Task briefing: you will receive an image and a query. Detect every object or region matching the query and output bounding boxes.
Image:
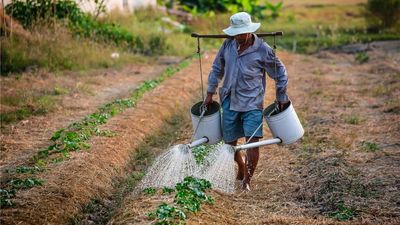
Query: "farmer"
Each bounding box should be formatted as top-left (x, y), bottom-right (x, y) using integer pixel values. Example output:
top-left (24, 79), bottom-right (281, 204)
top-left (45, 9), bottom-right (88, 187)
top-left (204, 12), bottom-right (289, 191)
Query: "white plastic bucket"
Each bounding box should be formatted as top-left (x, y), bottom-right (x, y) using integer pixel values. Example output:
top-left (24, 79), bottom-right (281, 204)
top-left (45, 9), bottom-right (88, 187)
top-left (263, 101), bottom-right (304, 145)
top-left (190, 101), bottom-right (222, 145)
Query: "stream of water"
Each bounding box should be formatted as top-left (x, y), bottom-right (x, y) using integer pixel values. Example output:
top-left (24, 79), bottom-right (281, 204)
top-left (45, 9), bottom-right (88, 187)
top-left (138, 144), bottom-right (236, 193)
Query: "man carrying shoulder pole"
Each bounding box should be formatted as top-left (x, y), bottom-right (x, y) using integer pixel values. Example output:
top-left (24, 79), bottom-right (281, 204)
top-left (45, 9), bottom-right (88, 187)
top-left (204, 12), bottom-right (290, 191)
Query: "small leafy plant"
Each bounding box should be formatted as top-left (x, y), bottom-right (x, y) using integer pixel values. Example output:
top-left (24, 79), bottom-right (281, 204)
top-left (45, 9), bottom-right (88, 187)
top-left (0, 189), bottom-right (16, 207)
top-left (191, 142), bottom-right (222, 164)
top-left (329, 203), bottom-right (357, 221)
top-left (9, 178), bottom-right (44, 189)
top-left (147, 176), bottom-right (213, 224)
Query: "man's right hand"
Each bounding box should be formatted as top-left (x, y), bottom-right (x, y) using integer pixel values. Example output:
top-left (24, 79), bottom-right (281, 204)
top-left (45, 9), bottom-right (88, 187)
top-left (204, 93), bottom-right (214, 106)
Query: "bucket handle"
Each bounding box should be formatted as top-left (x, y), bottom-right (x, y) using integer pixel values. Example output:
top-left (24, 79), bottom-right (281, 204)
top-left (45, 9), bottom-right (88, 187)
top-left (190, 103), bottom-right (207, 142)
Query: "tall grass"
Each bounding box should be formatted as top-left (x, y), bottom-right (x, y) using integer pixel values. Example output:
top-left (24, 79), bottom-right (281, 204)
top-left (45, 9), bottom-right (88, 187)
top-left (1, 23), bottom-right (142, 74)
top-left (103, 9), bottom-right (196, 56)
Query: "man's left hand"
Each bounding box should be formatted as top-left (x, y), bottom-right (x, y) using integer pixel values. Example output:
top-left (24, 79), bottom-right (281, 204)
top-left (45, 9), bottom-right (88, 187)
top-left (278, 101), bottom-right (290, 111)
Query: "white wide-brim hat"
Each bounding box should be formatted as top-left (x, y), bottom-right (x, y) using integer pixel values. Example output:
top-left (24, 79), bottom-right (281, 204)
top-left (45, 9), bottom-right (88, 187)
top-left (223, 12), bottom-right (261, 36)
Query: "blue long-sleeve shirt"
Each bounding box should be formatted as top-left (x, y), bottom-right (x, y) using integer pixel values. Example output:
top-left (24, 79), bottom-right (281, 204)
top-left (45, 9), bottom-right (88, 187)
top-left (207, 34), bottom-right (289, 112)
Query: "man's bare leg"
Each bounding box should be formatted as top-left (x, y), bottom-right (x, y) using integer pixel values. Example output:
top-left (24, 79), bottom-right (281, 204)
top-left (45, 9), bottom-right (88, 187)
top-left (242, 137), bottom-right (260, 190)
top-left (227, 140), bottom-right (246, 180)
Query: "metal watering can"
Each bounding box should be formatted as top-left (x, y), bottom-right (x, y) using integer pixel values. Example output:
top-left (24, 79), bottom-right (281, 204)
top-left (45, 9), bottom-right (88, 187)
top-left (187, 100), bottom-right (304, 151)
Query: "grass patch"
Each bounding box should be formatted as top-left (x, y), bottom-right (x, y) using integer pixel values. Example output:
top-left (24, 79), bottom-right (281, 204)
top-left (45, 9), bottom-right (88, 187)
top-left (0, 93), bottom-right (58, 125)
top-left (1, 24), bottom-right (141, 75)
top-left (344, 114), bottom-right (362, 125)
top-left (360, 141), bottom-right (380, 152)
top-left (329, 203), bottom-right (357, 221)
top-left (104, 10), bottom-right (196, 57)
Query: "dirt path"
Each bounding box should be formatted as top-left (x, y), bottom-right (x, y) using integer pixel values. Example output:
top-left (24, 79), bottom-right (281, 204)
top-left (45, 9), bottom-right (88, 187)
top-left (108, 42), bottom-right (400, 224)
top-left (0, 58), bottom-right (180, 170)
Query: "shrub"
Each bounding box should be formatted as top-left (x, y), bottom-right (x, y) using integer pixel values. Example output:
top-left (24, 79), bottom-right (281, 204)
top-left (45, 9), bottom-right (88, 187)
top-left (4, 0), bottom-right (82, 28)
top-left (365, 0), bottom-right (400, 29)
top-left (5, 0), bottom-right (168, 54)
top-left (177, 0), bottom-right (281, 19)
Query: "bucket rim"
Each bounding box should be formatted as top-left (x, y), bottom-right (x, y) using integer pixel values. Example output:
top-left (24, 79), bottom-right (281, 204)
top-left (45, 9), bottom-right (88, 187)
top-left (190, 101), bottom-right (220, 117)
top-left (263, 100), bottom-right (292, 118)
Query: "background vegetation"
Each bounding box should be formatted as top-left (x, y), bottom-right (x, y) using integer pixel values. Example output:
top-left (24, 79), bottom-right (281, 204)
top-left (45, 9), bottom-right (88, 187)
top-left (2, 0), bottom-right (399, 74)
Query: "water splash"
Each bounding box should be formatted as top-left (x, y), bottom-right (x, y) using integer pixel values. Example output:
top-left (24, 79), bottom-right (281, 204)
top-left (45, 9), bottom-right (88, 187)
top-left (138, 143), bottom-right (237, 193)
top-left (138, 144), bottom-right (197, 190)
top-left (197, 144), bottom-right (236, 193)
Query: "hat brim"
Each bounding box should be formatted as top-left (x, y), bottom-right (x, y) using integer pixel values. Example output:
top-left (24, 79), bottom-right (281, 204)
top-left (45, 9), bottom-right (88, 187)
top-left (222, 23), bottom-right (261, 36)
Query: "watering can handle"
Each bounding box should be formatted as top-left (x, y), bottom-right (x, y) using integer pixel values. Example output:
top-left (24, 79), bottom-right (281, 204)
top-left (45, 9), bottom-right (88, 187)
top-left (190, 102), bottom-right (207, 142)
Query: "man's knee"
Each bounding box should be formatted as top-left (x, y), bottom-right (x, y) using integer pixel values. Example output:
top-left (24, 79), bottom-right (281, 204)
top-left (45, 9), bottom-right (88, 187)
top-left (226, 139), bottom-right (238, 146)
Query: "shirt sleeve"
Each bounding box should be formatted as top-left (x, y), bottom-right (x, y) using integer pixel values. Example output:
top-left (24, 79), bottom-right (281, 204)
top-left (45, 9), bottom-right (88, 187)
top-left (207, 41), bottom-right (226, 94)
top-left (263, 44), bottom-right (289, 102)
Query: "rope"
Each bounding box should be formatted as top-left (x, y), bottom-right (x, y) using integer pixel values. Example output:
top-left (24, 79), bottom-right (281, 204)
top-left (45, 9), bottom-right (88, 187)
top-left (273, 35), bottom-right (278, 82)
top-left (197, 37), bottom-right (205, 101)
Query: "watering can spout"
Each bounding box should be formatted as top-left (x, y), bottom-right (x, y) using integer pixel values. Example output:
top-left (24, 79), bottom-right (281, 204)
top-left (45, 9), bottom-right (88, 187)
top-left (234, 138), bottom-right (282, 151)
top-left (187, 137), bottom-right (209, 149)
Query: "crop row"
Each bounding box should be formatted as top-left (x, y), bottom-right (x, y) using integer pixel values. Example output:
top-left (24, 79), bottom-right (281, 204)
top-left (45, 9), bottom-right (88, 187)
top-left (0, 60), bottom-right (190, 207)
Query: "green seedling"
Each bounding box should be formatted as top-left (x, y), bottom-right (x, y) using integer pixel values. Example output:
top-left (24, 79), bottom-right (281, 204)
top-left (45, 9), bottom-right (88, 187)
top-left (147, 177), bottom-right (213, 224)
top-left (9, 178), bottom-right (44, 189)
top-left (191, 142), bottom-right (222, 164)
top-left (10, 166), bottom-right (42, 174)
top-left (330, 203), bottom-right (357, 221)
top-left (0, 189), bottom-right (16, 207)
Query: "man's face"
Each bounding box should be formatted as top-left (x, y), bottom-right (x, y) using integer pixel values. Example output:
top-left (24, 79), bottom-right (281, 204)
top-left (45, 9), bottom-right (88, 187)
top-left (234, 33), bottom-right (251, 44)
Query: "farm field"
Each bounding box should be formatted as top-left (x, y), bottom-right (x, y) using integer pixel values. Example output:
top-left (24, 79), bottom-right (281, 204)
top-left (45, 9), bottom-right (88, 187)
top-left (1, 0), bottom-right (399, 224)
top-left (1, 42), bottom-right (399, 224)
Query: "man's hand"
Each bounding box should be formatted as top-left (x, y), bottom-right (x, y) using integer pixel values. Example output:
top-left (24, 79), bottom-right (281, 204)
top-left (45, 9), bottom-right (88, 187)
top-left (204, 93), bottom-right (214, 106)
top-left (278, 100), bottom-right (290, 111)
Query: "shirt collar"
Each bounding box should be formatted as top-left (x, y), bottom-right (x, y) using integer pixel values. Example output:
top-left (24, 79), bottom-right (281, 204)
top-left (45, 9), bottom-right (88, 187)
top-left (236, 34), bottom-right (262, 57)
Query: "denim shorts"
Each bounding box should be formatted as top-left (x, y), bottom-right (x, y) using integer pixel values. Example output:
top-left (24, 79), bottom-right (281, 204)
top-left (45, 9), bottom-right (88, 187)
top-left (221, 95), bottom-right (263, 143)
